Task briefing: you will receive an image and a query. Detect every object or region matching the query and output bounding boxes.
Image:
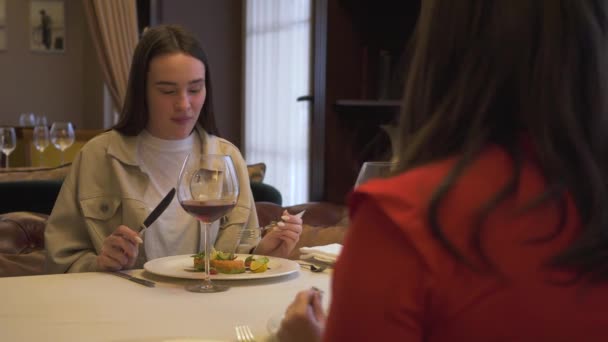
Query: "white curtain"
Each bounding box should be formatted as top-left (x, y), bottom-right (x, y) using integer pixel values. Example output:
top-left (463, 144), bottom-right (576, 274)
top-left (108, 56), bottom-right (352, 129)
top-left (244, 0), bottom-right (312, 206)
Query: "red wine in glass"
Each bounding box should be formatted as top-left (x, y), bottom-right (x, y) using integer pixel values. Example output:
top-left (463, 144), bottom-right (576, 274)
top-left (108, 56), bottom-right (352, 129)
top-left (177, 153), bottom-right (240, 293)
top-left (181, 199), bottom-right (236, 222)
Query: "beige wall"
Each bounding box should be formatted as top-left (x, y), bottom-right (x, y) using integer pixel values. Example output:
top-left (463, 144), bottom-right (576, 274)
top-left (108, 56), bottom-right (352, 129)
top-left (158, 0), bottom-right (244, 149)
top-left (0, 0), bottom-right (104, 129)
top-left (0, 0), bottom-right (242, 134)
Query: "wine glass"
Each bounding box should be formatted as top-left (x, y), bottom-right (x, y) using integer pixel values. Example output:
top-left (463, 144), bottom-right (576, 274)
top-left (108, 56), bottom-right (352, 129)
top-left (177, 153), bottom-right (240, 293)
top-left (50, 122), bottom-right (75, 165)
top-left (35, 114), bottom-right (48, 126)
top-left (19, 113), bottom-right (36, 127)
top-left (33, 125), bottom-right (50, 166)
top-left (0, 127), bottom-right (16, 168)
top-left (354, 161), bottom-right (396, 188)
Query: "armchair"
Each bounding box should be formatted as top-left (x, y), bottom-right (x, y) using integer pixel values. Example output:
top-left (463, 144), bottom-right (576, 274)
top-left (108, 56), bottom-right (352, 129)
top-left (0, 163), bottom-right (283, 215)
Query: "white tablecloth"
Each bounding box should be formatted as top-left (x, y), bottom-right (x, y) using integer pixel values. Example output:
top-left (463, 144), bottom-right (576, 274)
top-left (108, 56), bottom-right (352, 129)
top-left (0, 267), bottom-right (332, 342)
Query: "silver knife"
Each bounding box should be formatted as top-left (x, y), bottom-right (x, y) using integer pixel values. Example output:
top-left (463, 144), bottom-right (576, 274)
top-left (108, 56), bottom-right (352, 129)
top-left (109, 271), bottom-right (156, 287)
top-left (138, 187), bottom-right (176, 237)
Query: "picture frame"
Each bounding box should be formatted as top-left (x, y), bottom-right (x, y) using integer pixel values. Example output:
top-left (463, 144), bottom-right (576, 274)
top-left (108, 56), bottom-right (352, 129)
top-left (0, 0), bottom-right (6, 51)
top-left (30, 0), bottom-right (65, 53)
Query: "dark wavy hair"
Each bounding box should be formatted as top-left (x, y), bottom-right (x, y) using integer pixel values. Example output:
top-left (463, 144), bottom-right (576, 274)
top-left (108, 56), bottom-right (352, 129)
top-left (114, 24), bottom-right (219, 136)
top-left (395, 1), bottom-right (608, 280)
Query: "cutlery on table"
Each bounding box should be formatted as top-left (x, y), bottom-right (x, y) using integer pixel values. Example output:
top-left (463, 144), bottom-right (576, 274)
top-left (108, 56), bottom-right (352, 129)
top-left (297, 261), bottom-right (328, 273)
top-left (108, 271), bottom-right (156, 287)
top-left (235, 325), bottom-right (256, 342)
top-left (262, 209), bottom-right (306, 234)
top-left (137, 187), bottom-right (176, 240)
top-left (293, 209), bottom-right (306, 219)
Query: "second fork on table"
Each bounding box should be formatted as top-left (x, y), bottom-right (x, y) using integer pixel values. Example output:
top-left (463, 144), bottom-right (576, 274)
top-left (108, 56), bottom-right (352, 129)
top-left (235, 324), bottom-right (256, 342)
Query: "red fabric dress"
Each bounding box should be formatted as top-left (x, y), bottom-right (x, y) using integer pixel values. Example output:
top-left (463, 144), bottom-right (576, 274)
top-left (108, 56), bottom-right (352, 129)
top-left (323, 144), bottom-right (608, 341)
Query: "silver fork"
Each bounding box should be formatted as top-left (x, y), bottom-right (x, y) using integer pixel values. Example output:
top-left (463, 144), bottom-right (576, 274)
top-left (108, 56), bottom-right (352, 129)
top-left (298, 262), bottom-right (328, 273)
top-left (232, 228), bottom-right (262, 256)
top-left (239, 228), bottom-right (261, 240)
top-left (235, 325), bottom-right (256, 342)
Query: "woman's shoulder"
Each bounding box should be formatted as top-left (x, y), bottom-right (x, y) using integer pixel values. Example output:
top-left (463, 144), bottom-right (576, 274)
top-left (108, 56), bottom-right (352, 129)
top-left (218, 138), bottom-right (240, 151)
top-left (354, 157), bottom-right (458, 206)
top-left (78, 130), bottom-right (114, 154)
top-left (78, 129), bottom-right (138, 163)
top-left (61, 130), bottom-right (121, 187)
top-left (360, 145), bottom-right (515, 201)
top-left (207, 134), bottom-right (244, 158)
top-left (351, 145), bottom-right (520, 223)
top-left (213, 135), bottom-right (241, 152)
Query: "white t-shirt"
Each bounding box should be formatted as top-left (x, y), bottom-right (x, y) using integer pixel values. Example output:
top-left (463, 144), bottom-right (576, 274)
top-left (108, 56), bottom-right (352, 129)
top-left (138, 129), bottom-right (202, 260)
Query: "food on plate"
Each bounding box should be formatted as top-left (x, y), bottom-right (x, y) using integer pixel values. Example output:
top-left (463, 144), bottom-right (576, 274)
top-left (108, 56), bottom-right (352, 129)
top-left (192, 253), bottom-right (218, 274)
top-left (192, 249), bottom-right (235, 273)
top-left (245, 255), bottom-right (270, 273)
top-left (250, 260), bottom-right (268, 273)
top-left (191, 250), bottom-right (270, 274)
top-left (211, 259), bottom-right (246, 274)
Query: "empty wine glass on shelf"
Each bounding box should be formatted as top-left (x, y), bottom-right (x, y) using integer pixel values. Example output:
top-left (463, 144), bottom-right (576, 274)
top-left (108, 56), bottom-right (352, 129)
top-left (354, 161), bottom-right (396, 188)
top-left (19, 113), bottom-right (36, 127)
top-left (35, 114), bottom-right (48, 127)
top-left (50, 122), bottom-right (75, 165)
top-left (177, 153), bottom-right (240, 293)
top-left (33, 125), bottom-right (50, 166)
top-left (0, 127), bottom-right (17, 168)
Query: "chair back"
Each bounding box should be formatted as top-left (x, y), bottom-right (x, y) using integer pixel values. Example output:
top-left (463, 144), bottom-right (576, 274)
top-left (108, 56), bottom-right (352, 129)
top-left (0, 180), bottom-right (63, 215)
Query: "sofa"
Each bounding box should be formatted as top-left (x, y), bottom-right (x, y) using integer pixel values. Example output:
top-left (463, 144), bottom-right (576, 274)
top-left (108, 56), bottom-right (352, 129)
top-left (0, 163), bottom-right (283, 215)
top-left (0, 201), bottom-right (348, 277)
top-left (0, 180), bottom-right (283, 215)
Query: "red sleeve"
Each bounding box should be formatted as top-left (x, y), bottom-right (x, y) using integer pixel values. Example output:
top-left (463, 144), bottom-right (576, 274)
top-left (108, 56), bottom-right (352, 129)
top-left (323, 194), bottom-right (430, 341)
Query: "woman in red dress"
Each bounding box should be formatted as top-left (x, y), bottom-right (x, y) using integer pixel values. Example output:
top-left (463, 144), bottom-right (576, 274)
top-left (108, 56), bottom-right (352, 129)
top-left (278, 0), bottom-right (608, 341)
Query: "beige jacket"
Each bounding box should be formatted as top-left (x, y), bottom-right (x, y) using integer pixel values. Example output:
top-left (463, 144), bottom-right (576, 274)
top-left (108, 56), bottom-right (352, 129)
top-left (44, 126), bottom-right (258, 273)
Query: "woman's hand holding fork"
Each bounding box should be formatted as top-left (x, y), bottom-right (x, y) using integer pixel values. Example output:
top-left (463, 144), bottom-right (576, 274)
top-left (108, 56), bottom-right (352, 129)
top-left (253, 210), bottom-right (303, 258)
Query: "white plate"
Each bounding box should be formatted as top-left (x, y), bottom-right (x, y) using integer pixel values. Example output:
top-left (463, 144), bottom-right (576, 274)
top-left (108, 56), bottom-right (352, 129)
top-left (144, 254), bottom-right (299, 280)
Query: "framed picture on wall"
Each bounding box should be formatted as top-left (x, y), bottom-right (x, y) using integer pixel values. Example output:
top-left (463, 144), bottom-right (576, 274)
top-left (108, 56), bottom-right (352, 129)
top-left (0, 0), bottom-right (7, 51)
top-left (30, 0), bottom-right (65, 53)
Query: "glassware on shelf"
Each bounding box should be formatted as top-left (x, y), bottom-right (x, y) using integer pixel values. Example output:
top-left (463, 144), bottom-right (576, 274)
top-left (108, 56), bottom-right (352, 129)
top-left (33, 125), bottom-right (50, 166)
top-left (19, 113), bottom-right (36, 127)
top-left (35, 114), bottom-right (48, 127)
top-left (354, 161), bottom-right (396, 188)
top-left (50, 122), bottom-right (75, 165)
top-left (0, 127), bottom-right (17, 168)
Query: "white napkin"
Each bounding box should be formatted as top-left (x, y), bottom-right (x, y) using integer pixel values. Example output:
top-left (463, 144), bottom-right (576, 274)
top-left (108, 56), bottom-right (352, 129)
top-left (299, 243), bottom-right (343, 264)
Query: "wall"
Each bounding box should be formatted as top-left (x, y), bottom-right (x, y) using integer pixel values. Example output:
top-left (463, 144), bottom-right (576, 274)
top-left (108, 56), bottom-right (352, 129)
top-left (81, 19), bottom-right (104, 129)
top-left (0, 0), bottom-right (104, 129)
top-left (158, 0), bottom-right (244, 149)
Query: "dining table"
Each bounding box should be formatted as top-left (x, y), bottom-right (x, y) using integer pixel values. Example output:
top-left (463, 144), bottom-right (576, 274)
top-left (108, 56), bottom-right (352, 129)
top-left (0, 260), bottom-right (332, 342)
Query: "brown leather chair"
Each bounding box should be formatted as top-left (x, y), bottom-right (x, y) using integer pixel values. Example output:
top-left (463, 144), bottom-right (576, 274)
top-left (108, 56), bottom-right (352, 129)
top-left (0, 212), bottom-right (48, 277)
top-left (256, 202), bottom-right (348, 259)
top-left (0, 202), bottom-right (347, 277)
